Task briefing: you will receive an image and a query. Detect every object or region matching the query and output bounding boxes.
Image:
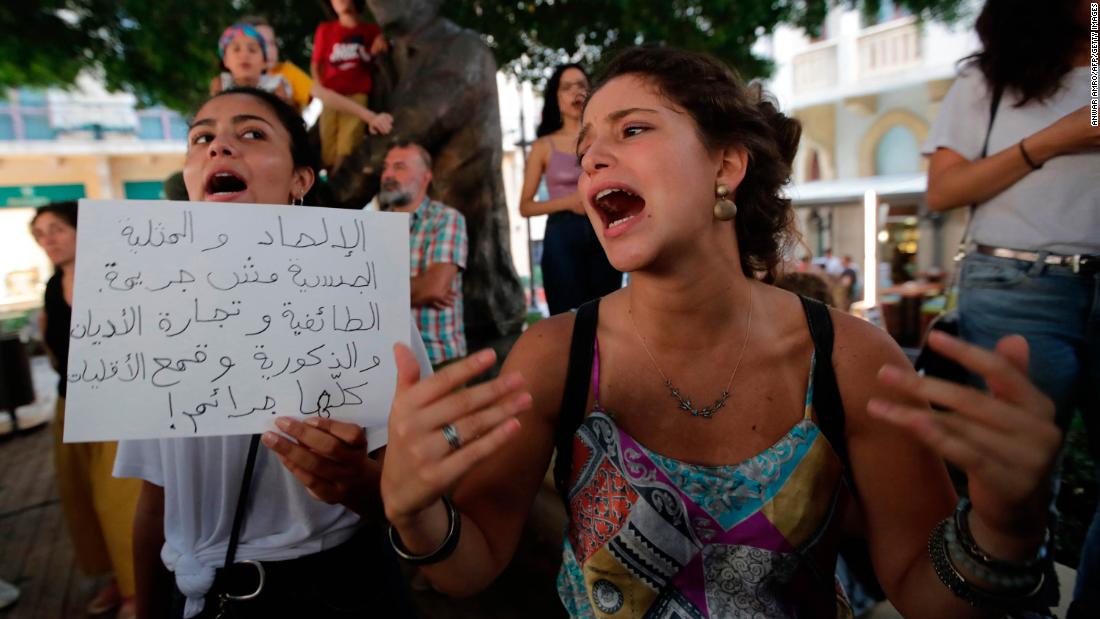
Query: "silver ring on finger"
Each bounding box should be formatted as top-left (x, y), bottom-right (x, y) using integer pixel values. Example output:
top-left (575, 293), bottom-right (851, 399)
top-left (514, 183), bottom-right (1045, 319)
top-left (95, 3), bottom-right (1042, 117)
top-left (441, 423), bottom-right (462, 452)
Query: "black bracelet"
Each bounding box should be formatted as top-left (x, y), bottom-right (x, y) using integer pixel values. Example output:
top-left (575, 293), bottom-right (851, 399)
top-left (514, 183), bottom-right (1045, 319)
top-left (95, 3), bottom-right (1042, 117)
top-left (1018, 139), bottom-right (1043, 170)
top-left (930, 518), bottom-right (980, 605)
top-left (388, 495), bottom-right (462, 565)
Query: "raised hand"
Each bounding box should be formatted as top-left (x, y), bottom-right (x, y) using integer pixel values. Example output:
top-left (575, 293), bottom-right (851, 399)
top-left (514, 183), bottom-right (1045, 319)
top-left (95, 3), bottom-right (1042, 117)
top-left (262, 417), bottom-right (379, 515)
top-left (368, 112), bottom-right (394, 136)
top-left (381, 344), bottom-right (529, 537)
top-left (569, 192), bottom-right (588, 215)
top-left (869, 331), bottom-right (1061, 556)
top-left (370, 35), bottom-right (389, 57)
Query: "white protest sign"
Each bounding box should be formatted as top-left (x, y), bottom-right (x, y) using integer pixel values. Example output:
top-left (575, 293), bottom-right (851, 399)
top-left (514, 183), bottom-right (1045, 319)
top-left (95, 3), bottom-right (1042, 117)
top-left (64, 199), bottom-right (409, 448)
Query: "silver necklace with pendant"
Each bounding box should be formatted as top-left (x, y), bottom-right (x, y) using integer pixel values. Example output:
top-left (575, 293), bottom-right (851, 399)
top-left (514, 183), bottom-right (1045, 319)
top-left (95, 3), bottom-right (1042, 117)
top-left (628, 285), bottom-right (754, 418)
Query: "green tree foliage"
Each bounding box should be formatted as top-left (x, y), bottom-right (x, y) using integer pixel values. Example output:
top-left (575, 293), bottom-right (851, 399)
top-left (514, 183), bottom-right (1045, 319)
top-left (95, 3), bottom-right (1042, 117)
top-left (1, 0), bottom-right (332, 111)
top-left (1, 0), bottom-right (966, 112)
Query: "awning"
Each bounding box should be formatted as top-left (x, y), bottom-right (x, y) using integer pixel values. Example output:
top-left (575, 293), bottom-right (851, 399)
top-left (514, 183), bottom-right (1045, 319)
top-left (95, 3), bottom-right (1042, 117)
top-left (784, 173), bottom-right (926, 207)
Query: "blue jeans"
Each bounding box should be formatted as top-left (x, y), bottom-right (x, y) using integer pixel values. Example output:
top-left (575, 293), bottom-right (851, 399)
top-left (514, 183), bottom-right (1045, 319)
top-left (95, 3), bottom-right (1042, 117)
top-left (541, 212), bottom-right (622, 315)
top-left (958, 252), bottom-right (1100, 611)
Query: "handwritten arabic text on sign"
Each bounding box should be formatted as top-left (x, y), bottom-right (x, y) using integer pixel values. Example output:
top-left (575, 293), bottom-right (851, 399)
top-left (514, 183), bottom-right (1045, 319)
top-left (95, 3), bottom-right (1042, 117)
top-left (64, 199), bottom-right (409, 447)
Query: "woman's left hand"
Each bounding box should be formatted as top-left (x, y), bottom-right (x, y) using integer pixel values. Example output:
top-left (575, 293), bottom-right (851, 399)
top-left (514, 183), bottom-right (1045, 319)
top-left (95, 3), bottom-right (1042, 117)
top-left (869, 331), bottom-right (1061, 556)
top-left (262, 417), bottom-right (381, 515)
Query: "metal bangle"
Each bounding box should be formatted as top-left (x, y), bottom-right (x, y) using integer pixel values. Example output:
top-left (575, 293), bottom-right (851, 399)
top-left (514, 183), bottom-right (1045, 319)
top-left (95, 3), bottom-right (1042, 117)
top-left (930, 518), bottom-right (980, 606)
top-left (954, 498), bottom-right (1048, 571)
top-left (388, 495), bottom-right (462, 566)
top-left (930, 516), bottom-right (1046, 609)
top-left (944, 517), bottom-right (1043, 594)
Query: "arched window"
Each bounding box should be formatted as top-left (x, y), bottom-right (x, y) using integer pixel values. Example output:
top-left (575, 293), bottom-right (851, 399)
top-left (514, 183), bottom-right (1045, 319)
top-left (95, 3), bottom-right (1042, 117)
top-left (874, 125), bottom-right (920, 175)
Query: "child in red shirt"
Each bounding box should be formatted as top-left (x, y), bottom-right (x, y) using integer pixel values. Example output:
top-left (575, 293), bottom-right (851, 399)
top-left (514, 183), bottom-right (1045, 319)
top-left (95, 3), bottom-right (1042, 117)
top-left (312, 0), bottom-right (388, 170)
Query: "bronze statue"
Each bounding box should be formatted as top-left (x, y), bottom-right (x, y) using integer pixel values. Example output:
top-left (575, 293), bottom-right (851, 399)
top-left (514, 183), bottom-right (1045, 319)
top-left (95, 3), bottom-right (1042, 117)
top-left (328, 0), bottom-right (526, 354)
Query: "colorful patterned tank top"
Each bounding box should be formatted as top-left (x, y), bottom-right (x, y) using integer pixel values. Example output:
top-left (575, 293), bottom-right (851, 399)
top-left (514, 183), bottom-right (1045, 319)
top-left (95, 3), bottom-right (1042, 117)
top-left (556, 345), bottom-right (854, 618)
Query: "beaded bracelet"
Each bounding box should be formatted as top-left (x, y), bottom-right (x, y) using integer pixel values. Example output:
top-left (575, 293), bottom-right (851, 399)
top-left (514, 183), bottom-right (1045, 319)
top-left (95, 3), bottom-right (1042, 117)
top-left (388, 495), bottom-right (462, 565)
top-left (929, 516), bottom-right (1046, 609)
top-left (944, 517), bottom-right (1044, 594)
top-left (930, 518), bottom-right (978, 605)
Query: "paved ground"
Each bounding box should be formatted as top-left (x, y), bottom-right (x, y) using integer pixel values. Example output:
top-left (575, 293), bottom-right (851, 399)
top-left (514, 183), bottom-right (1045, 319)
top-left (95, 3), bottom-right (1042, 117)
top-left (0, 425), bottom-right (114, 619)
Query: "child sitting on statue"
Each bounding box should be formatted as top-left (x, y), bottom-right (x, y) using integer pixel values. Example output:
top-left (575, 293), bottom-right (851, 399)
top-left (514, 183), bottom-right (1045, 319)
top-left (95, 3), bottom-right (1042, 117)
top-left (311, 0), bottom-right (389, 170)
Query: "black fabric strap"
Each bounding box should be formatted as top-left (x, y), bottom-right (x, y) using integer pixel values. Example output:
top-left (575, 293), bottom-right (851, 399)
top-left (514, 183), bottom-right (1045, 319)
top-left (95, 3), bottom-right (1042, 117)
top-left (957, 83), bottom-right (1005, 256)
top-left (224, 433), bottom-right (262, 569)
top-left (553, 299), bottom-right (601, 510)
top-left (798, 296), bottom-right (853, 486)
top-left (980, 84), bottom-right (1004, 161)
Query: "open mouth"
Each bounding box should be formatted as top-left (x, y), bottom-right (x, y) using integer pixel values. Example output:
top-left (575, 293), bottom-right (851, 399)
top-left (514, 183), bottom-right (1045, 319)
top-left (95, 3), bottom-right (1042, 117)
top-left (592, 186), bottom-right (646, 233)
top-left (205, 170), bottom-right (248, 199)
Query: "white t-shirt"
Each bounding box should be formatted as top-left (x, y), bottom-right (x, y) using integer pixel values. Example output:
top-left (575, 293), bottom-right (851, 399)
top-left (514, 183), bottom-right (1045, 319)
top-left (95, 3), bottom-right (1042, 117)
top-left (114, 323), bottom-right (432, 619)
top-left (923, 65), bottom-right (1099, 254)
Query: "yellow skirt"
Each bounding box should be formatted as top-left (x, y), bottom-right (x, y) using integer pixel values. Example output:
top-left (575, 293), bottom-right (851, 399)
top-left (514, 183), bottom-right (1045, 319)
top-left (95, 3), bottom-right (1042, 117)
top-left (52, 397), bottom-right (141, 597)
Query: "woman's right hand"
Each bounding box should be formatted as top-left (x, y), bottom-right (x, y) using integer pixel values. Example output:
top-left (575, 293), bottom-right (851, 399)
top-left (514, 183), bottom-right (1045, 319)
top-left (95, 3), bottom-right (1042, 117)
top-left (1031, 105), bottom-right (1100, 161)
top-left (368, 112), bottom-right (394, 136)
top-left (381, 344), bottom-right (530, 536)
top-left (568, 192), bottom-right (588, 215)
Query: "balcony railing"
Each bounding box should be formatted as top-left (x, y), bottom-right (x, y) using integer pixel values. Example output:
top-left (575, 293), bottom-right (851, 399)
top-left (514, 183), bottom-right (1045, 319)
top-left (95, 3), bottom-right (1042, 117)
top-left (792, 41), bottom-right (839, 96)
top-left (1, 98), bottom-right (186, 142)
top-left (857, 16), bottom-right (922, 80)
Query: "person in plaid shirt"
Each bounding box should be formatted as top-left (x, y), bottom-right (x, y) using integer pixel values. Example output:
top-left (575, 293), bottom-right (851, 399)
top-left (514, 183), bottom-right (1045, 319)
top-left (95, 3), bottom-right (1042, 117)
top-left (378, 140), bottom-right (467, 367)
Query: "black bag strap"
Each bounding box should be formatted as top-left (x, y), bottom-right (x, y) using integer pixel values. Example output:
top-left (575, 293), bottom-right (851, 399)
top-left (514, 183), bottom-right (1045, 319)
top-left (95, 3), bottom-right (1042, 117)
top-left (952, 82), bottom-right (1005, 265)
top-left (980, 84), bottom-right (1004, 161)
top-left (553, 299), bottom-right (601, 508)
top-left (224, 433), bottom-right (261, 568)
top-left (798, 296), bottom-right (854, 487)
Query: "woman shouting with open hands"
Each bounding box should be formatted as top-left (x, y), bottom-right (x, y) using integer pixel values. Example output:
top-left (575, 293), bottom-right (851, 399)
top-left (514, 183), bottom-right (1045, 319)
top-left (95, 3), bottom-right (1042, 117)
top-left (379, 47), bottom-right (1060, 617)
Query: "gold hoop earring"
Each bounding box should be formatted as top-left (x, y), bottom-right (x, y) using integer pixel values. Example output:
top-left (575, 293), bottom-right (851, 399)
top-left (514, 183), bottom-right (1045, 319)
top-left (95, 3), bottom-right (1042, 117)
top-left (714, 184), bottom-right (737, 221)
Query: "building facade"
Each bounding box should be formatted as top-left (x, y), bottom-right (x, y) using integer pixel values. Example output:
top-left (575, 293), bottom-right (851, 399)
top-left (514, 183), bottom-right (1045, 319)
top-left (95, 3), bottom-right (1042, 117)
top-left (760, 0), bottom-right (980, 289)
top-left (0, 75), bottom-right (186, 312)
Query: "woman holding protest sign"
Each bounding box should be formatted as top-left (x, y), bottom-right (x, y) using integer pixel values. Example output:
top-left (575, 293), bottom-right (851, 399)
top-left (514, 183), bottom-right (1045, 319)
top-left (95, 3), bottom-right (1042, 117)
top-left (114, 87), bottom-right (428, 619)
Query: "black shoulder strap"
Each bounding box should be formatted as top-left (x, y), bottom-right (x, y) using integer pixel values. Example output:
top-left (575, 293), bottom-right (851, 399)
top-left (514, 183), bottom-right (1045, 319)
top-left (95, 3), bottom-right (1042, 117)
top-left (980, 83), bottom-right (1004, 161)
top-left (798, 296), bottom-right (853, 483)
top-left (224, 433), bottom-right (261, 568)
top-left (957, 83), bottom-right (1006, 253)
top-left (553, 299), bottom-right (600, 509)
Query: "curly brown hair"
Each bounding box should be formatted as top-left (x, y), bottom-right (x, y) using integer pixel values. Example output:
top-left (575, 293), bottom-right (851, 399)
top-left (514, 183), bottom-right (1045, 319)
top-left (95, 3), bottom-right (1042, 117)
top-left (590, 46), bottom-right (802, 283)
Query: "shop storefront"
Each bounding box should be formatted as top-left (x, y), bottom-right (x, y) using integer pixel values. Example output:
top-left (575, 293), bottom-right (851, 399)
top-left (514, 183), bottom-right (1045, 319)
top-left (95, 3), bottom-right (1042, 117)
top-left (789, 173), bottom-right (968, 349)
